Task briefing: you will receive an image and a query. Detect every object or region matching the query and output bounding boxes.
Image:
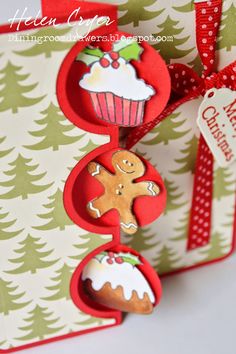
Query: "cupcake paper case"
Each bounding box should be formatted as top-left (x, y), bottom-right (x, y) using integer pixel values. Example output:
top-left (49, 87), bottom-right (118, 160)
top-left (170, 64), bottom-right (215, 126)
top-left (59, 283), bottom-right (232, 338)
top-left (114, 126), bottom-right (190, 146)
top-left (77, 39), bottom-right (155, 127)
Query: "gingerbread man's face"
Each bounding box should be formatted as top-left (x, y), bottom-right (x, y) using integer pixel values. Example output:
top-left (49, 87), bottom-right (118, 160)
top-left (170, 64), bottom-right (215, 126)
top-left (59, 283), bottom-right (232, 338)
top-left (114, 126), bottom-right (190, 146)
top-left (111, 151), bottom-right (145, 179)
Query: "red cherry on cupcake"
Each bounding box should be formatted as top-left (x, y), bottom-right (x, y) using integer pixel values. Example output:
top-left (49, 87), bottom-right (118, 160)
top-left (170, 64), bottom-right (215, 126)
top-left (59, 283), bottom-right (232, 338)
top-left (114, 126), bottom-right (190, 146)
top-left (108, 252), bottom-right (114, 258)
top-left (107, 258), bottom-right (113, 265)
top-left (100, 57), bottom-right (110, 68)
top-left (109, 51), bottom-right (119, 60)
top-left (112, 61), bottom-right (120, 69)
top-left (115, 257), bottom-right (123, 264)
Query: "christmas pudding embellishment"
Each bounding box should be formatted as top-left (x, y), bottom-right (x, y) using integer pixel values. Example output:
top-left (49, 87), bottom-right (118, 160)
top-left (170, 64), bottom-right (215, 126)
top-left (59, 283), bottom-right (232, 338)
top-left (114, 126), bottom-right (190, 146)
top-left (87, 150), bottom-right (160, 234)
top-left (82, 251), bottom-right (155, 314)
top-left (77, 38), bottom-right (155, 126)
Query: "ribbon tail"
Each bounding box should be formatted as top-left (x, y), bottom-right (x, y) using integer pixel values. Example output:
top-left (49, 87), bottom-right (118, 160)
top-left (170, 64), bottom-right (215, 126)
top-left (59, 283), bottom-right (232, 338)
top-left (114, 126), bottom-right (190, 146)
top-left (187, 135), bottom-right (214, 250)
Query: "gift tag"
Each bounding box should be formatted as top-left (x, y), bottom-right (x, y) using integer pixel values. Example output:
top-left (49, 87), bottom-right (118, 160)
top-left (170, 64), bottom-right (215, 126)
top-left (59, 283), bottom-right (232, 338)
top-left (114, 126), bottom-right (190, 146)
top-left (197, 88), bottom-right (236, 167)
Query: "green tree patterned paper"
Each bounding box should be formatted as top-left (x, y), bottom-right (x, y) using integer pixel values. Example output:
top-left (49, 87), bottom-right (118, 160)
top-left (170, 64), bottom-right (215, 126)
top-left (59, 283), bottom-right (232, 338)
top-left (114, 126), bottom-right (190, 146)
top-left (0, 154), bottom-right (53, 199)
top-left (7, 234), bottom-right (58, 274)
top-left (134, 149), bottom-right (153, 164)
top-left (223, 210), bottom-right (234, 228)
top-left (0, 137), bottom-right (13, 158)
top-left (121, 0), bottom-right (236, 279)
top-left (14, 27), bottom-right (73, 58)
top-left (18, 305), bottom-right (64, 341)
top-left (70, 139), bottom-right (100, 168)
top-left (34, 188), bottom-right (74, 230)
top-left (217, 4), bottom-right (236, 51)
top-left (200, 232), bottom-right (227, 262)
top-left (126, 226), bottom-right (157, 252)
top-left (213, 167), bottom-right (235, 200)
top-left (77, 316), bottom-right (103, 326)
top-left (0, 21), bottom-right (116, 349)
top-left (0, 278), bottom-right (30, 315)
top-left (164, 178), bottom-right (186, 214)
top-left (0, 3), bottom-right (235, 349)
top-left (153, 245), bottom-right (180, 274)
top-left (173, 1), bottom-right (194, 13)
top-left (70, 233), bottom-right (109, 260)
top-left (0, 207), bottom-right (23, 240)
top-left (152, 15), bottom-right (193, 64)
top-left (0, 61), bottom-right (44, 114)
top-left (188, 54), bottom-right (203, 76)
top-left (142, 112), bottom-right (189, 145)
top-left (25, 103), bottom-right (81, 151)
top-left (119, 0), bottom-right (163, 27)
top-left (44, 263), bottom-right (74, 301)
top-left (172, 211), bottom-right (189, 241)
top-left (79, 139), bottom-right (99, 155)
top-left (171, 135), bottom-right (198, 174)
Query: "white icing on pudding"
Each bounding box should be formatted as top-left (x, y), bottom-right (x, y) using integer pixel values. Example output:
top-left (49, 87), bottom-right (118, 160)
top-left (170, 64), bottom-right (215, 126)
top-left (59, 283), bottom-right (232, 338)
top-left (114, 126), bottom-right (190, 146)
top-left (82, 255), bottom-right (155, 303)
top-left (79, 54), bottom-right (155, 101)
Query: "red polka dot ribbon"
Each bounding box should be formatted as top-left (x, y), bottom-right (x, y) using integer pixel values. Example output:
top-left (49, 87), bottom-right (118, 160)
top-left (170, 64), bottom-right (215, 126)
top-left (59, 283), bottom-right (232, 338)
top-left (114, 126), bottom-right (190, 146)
top-left (127, 0), bottom-right (236, 250)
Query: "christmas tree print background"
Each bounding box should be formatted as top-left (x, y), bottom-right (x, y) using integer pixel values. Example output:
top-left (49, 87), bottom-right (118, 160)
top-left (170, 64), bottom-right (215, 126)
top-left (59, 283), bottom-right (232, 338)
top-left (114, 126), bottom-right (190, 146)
top-left (103, 0), bottom-right (236, 273)
top-left (101, 0), bottom-right (235, 73)
top-left (0, 22), bottom-right (115, 351)
top-left (0, 1), bottom-right (236, 350)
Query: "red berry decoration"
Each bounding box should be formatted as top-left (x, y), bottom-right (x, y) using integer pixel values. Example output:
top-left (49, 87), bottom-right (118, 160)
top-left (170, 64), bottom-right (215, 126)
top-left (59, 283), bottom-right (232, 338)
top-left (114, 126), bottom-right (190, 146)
top-left (109, 51), bottom-right (119, 60)
top-left (115, 257), bottom-right (123, 264)
top-left (100, 57), bottom-right (110, 68)
top-left (107, 258), bottom-right (113, 265)
top-left (112, 61), bottom-right (120, 69)
top-left (108, 252), bottom-right (114, 258)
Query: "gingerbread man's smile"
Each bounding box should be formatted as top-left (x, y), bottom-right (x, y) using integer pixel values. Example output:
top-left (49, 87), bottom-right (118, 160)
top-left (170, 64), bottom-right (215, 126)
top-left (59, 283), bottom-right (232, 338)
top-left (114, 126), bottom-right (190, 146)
top-left (116, 159), bottom-right (135, 174)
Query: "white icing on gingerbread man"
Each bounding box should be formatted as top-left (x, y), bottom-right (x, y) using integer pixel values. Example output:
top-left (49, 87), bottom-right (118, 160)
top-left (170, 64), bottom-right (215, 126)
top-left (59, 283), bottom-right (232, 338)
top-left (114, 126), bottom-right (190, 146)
top-left (87, 150), bottom-right (160, 234)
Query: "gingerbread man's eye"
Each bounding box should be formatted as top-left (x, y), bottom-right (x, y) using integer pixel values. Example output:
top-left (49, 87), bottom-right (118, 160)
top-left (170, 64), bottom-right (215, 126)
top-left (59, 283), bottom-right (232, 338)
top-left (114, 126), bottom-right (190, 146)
top-left (123, 159), bottom-right (128, 164)
top-left (128, 162), bottom-right (134, 167)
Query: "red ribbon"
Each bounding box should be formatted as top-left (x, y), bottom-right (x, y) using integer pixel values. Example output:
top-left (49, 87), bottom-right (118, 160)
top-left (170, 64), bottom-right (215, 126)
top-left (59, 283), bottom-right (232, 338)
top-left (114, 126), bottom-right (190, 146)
top-left (127, 0), bottom-right (236, 250)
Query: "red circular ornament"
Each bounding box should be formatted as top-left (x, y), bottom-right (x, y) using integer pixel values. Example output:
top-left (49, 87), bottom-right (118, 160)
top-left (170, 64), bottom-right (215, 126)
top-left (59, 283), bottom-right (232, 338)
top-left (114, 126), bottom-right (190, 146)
top-left (62, 31), bottom-right (170, 129)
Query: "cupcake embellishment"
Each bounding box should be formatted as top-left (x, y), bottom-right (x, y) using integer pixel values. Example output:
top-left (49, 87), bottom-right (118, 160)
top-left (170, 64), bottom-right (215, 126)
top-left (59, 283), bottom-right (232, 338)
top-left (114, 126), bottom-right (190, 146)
top-left (77, 38), bottom-right (155, 127)
top-left (82, 251), bottom-right (155, 314)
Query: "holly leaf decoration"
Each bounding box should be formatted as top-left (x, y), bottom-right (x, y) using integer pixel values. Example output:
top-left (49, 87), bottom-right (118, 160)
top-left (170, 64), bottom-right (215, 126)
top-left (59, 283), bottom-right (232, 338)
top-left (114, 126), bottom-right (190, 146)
top-left (76, 46), bottom-right (103, 66)
top-left (117, 41), bottom-right (143, 62)
top-left (118, 252), bottom-right (142, 266)
top-left (113, 37), bottom-right (136, 52)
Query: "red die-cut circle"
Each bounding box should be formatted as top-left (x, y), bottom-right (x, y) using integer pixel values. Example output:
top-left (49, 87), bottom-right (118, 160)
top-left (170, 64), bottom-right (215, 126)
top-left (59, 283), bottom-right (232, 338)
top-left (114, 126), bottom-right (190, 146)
top-left (59, 31), bottom-right (170, 130)
top-left (65, 148), bottom-right (166, 232)
top-left (70, 243), bottom-right (162, 318)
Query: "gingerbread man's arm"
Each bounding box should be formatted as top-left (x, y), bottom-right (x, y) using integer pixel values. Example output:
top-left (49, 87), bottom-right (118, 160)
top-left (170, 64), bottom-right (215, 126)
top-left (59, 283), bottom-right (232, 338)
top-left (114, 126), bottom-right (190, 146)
top-left (87, 195), bottom-right (113, 219)
top-left (87, 161), bottom-right (111, 184)
top-left (132, 181), bottom-right (160, 198)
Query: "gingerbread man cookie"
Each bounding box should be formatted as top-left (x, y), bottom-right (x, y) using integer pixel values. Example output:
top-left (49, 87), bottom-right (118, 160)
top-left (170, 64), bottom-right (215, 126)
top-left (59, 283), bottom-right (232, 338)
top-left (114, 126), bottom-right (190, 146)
top-left (87, 150), bottom-right (160, 234)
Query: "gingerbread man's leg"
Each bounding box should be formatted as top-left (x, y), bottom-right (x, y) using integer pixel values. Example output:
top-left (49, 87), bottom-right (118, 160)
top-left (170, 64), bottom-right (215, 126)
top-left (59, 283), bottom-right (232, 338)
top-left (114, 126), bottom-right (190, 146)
top-left (87, 162), bottom-right (111, 184)
top-left (119, 208), bottom-right (138, 235)
top-left (132, 181), bottom-right (160, 197)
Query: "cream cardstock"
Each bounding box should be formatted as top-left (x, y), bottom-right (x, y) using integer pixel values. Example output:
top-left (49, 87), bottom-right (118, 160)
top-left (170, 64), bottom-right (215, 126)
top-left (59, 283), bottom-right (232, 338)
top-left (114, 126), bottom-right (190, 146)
top-left (197, 88), bottom-right (236, 167)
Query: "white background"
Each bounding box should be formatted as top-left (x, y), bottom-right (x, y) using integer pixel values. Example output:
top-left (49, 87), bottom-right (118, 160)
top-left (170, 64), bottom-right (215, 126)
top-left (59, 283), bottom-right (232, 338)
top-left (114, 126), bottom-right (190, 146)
top-left (30, 255), bottom-right (236, 354)
top-left (0, 2), bottom-right (235, 354)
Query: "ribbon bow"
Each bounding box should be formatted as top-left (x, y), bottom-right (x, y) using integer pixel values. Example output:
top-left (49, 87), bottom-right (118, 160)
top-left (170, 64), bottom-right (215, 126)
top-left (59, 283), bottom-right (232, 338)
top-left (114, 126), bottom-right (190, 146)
top-left (168, 61), bottom-right (236, 98)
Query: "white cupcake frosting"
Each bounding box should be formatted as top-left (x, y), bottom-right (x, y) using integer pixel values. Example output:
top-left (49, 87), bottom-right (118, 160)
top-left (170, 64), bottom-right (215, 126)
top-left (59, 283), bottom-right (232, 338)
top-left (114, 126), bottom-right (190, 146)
top-left (79, 54), bottom-right (155, 101)
top-left (82, 256), bottom-right (155, 303)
